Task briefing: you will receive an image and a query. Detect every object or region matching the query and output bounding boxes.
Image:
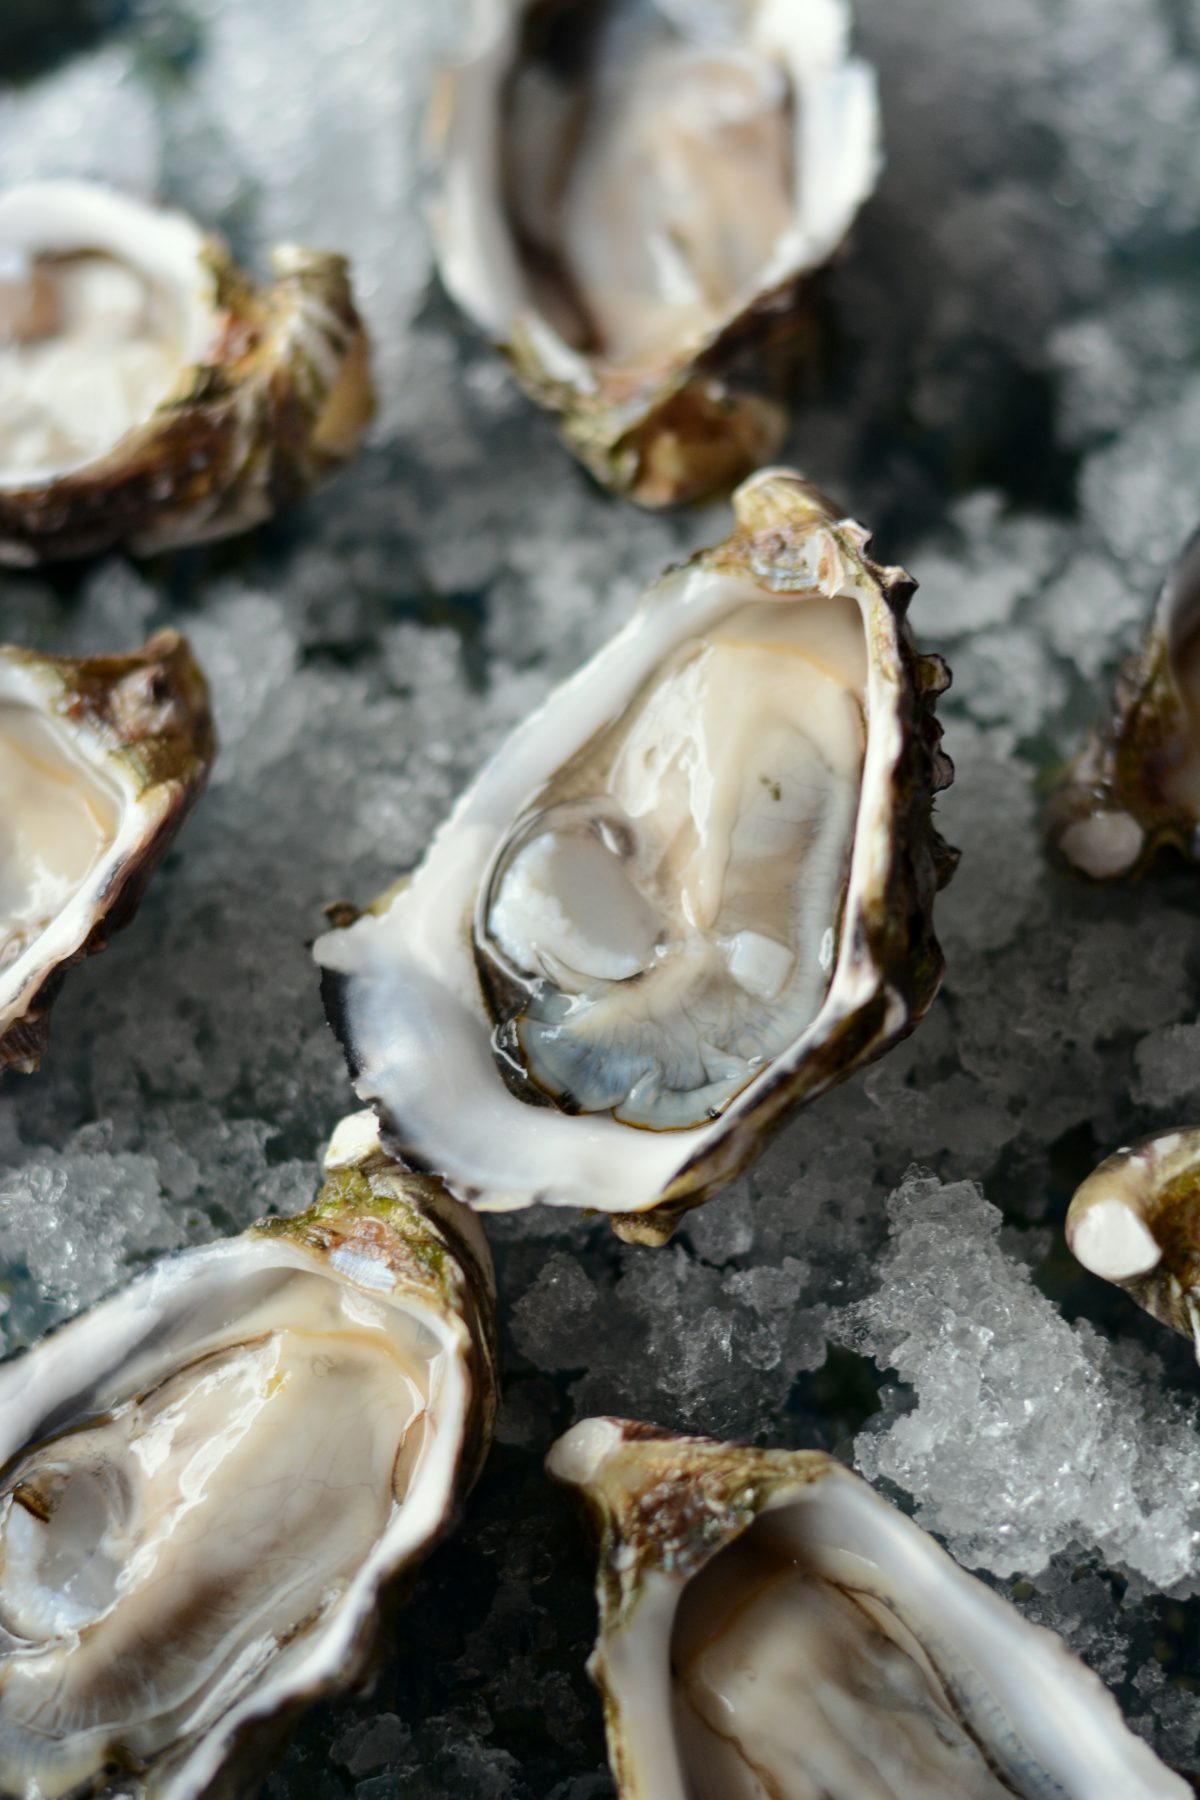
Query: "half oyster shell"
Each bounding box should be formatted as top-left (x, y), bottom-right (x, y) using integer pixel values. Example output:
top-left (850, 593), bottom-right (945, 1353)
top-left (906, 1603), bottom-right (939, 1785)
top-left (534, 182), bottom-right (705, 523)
top-left (315, 471), bottom-right (955, 1243)
top-left (0, 180), bottom-right (374, 564)
top-left (548, 1417), bottom-right (1188, 1799)
top-left (429, 0), bottom-right (880, 506)
top-left (0, 1112), bottom-right (497, 1800)
top-left (1049, 530), bottom-right (1200, 879)
top-left (1068, 1128), bottom-right (1200, 1352)
top-left (0, 629), bottom-right (214, 1074)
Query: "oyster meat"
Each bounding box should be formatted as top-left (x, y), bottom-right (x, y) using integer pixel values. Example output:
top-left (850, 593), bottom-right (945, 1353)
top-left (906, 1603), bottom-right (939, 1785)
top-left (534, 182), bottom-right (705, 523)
top-left (430, 0), bottom-right (880, 506)
top-left (1049, 529), bottom-right (1200, 879)
top-left (0, 181), bottom-right (374, 564)
top-left (1068, 1128), bottom-right (1200, 1352)
top-left (316, 471), bottom-right (955, 1242)
top-left (0, 1112), bottom-right (497, 1800)
top-left (548, 1417), bottom-right (1188, 1800)
top-left (0, 629), bottom-right (214, 1073)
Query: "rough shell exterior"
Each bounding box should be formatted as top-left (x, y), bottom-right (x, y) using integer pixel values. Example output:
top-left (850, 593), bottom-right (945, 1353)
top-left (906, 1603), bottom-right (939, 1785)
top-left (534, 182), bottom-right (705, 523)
top-left (0, 629), bottom-right (215, 1073)
top-left (547, 1417), bottom-right (1188, 1800)
top-left (429, 0), bottom-right (880, 508)
top-left (0, 1116), bottom-right (497, 1800)
top-left (0, 205), bottom-right (374, 565)
top-left (1067, 1129), bottom-right (1200, 1347)
top-left (1048, 530), bottom-right (1200, 880)
top-left (315, 471), bottom-right (956, 1245)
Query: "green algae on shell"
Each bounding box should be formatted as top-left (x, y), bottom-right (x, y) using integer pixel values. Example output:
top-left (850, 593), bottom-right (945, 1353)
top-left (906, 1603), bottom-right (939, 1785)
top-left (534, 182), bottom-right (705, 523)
top-left (548, 1416), bottom-right (1188, 1800)
top-left (0, 1112), bottom-right (497, 1800)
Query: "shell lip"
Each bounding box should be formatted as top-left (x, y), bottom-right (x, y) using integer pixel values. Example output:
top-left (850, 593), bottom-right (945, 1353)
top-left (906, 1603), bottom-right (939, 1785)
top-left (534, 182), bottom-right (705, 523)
top-left (0, 1139), bottom-right (496, 1800)
top-left (0, 179), bottom-right (375, 559)
top-left (314, 472), bottom-right (953, 1232)
top-left (428, 0), bottom-right (882, 499)
top-left (0, 631), bottom-right (215, 1072)
top-left (548, 1418), bottom-right (1190, 1800)
top-left (1048, 522), bottom-right (1200, 880)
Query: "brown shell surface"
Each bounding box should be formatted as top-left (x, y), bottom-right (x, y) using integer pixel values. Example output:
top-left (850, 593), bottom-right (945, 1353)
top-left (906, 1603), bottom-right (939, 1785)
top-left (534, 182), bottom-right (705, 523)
top-left (0, 243), bottom-right (374, 565)
top-left (547, 1421), bottom-right (839, 1800)
top-left (1048, 530), bottom-right (1200, 879)
top-left (0, 629), bottom-right (215, 1073)
top-left (509, 273), bottom-right (820, 510)
top-left (0, 1133), bottom-right (497, 1799)
top-left (433, 0), bottom-right (862, 510)
top-left (1068, 1130), bottom-right (1200, 1343)
top-left (317, 472), bottom-right (956, 1244)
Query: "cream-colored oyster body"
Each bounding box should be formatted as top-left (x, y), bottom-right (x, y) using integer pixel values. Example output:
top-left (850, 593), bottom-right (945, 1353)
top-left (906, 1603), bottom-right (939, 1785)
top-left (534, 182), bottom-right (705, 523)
top-left (315, 471), bottom-right (954, 1242)
top-left (0, 630), bottom-right (215, 1072)
top-left (0, 1115), bottom-right (497, 1799)
top-left (548, 1418), bottom-right (1187, 1800)
top-left (0, 181), bottom-right (374, 563)
top-left (430, 0), bottom-right (880, 506)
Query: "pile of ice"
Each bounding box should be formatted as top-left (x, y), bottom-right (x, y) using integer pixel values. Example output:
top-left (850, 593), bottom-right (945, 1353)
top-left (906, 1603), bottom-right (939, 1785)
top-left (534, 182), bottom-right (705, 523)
top-left (834, 1172), bottom-right (1200, 1589)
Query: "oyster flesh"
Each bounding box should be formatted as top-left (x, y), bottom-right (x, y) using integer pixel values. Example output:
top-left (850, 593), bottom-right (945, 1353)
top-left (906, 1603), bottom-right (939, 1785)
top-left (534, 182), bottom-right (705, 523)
top-left (316, 471), bottom-right (955, 1243)
top-left (1049, 529), bottom-right (1200, 879)
top-left (548, 1417), bottom-right (1188, 1800)
top-left (0, 1111), bottom-right (497, 1800)
top-left (0, 629), bottom-right (214, 1074)
top-left (430, 0), bottom-right (880, 506)
top-left (1068, 1128), bottom-right (1200, 1352)
top-left (0, 180), bottom-right (374, 564)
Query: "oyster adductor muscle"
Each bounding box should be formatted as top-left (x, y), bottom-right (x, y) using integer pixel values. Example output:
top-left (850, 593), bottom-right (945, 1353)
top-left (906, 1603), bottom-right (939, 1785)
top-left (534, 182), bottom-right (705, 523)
top-left (0, 629), bottom-right (214, 1074)
top-left (0, 180), bottom-right (374, 564)
top-left (430, 0), bottom-right (881, 506)
top-left (0, 1114), bottom-right (497, 1800)
top-left (316, 471), bottom-right (955, 1242)
top-left (548, 1417), bottom-right (1188, 1800)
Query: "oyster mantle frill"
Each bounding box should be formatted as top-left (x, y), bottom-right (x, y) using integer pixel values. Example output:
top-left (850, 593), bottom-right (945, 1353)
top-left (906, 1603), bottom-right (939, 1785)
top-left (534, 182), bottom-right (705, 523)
top-left (0, 180), bottom-right (374, 563)
top-left (429, 0), bottom-right (881, 506)
top-left (0, 1112), bottom-right (496, 1799)
top-left (315, 471), bottom-right (955, 1242)
top-left (548, 1417), bottom-right (1188, 1800)
top-left (0, 629), bottom-right (214, 1073)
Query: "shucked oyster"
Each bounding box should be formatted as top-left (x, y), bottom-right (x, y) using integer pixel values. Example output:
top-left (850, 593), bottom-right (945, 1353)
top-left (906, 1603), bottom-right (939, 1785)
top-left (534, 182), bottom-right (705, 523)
top-left (0, 181), bottom-right (373, 564)
top-left (430, 0), bottom-right (880, 506)
top-left (548, 1417), bottom-right (1187, 1800)
top-left (0, 630), bottom-right (214, 1073)
top-left (316, 471), bottom-right (955, 1243)
top-left (1068, 1128), bottom-right (1200, 1353)
top-left (1049, 530), bottom-right (1200, 879)
top-left (0, 1112), bottom-right (497, 1800)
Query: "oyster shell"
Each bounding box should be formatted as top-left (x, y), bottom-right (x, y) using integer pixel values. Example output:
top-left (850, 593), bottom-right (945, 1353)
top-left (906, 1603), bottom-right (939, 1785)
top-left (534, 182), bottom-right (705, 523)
top-left (0, 1111), bottom-right (497, 1800)
top-left (429, 0), bottom-right (880, 506)
top-left (0, 180), bottom-right (374, 564)
top-left (315, 471), bottom-right (955, 1243)
top-left (0, 628), bottom-right (214, 1074)
top-left (1049, 530), bottom-right (1200, 879)
top-left (1067, 1128), bottom-right (1200, 1351)
top-left (548, 1417), bottom-right (1188, 1800)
